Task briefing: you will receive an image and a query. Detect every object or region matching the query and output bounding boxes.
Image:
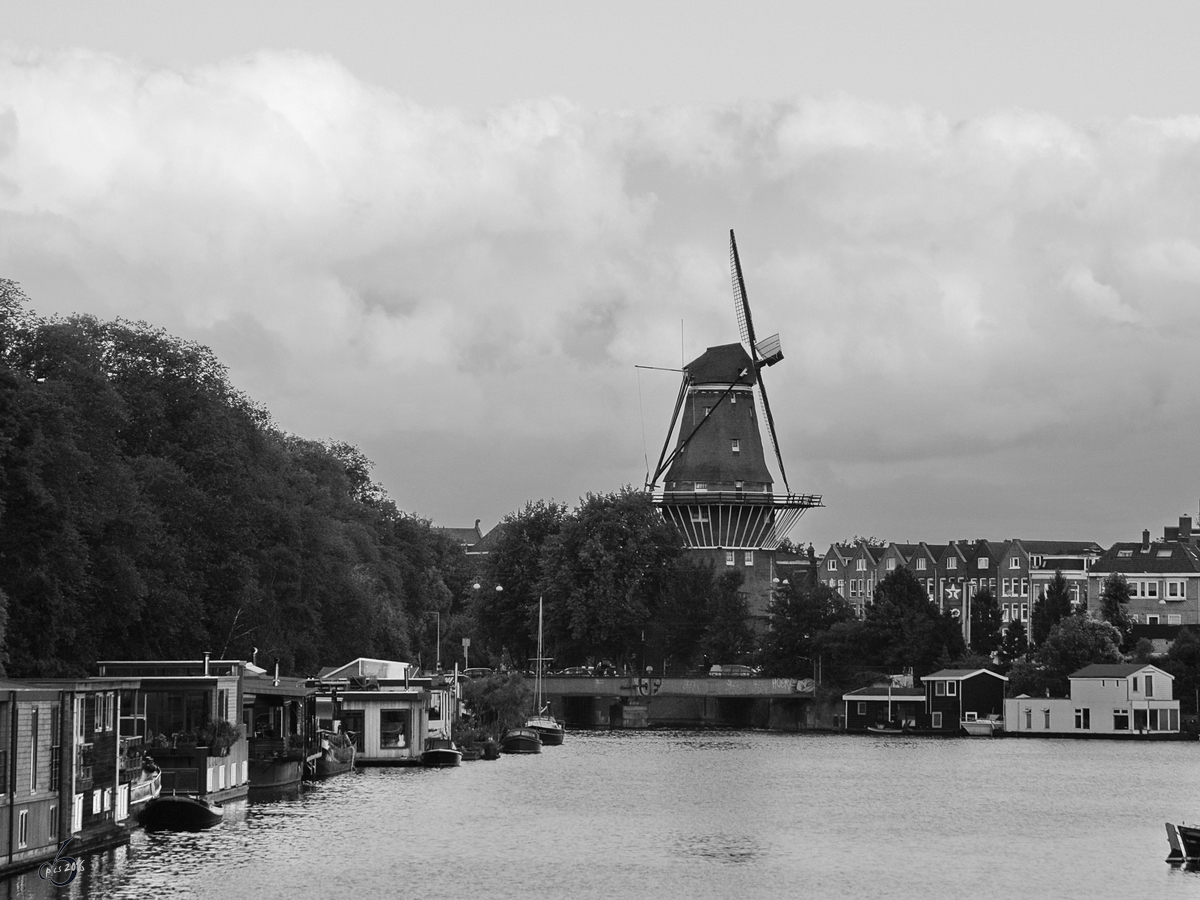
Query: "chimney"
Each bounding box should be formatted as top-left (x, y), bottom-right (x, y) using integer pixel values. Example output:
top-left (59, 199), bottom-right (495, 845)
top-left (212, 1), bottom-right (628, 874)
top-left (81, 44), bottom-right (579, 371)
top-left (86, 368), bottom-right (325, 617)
top-left (274, 660), bottom-right (280, 687)
top-left (1181, 516), bottom-right (1193, 542)
top-left (1142, 529), bottom-right (1151, 551)
top-left (203, 651), bottom-right (210, 676)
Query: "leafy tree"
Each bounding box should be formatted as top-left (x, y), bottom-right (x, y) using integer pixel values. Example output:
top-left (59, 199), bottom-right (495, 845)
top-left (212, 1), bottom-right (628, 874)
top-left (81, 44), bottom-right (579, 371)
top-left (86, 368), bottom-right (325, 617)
top-left (539, 488), bottom-right (682, 666)
top-left (1164, 628), bottom-right (1200, 716)
top-left (759, 580), bottom-right (853, 678)
top-left (699, 571), bottom-right (753, 664)
top-left (460, 672), bottom-right (533, 740)
top-left (1031, 570), bottom-right (1073, 646)
top-left (969, 587), bottom-right (1003, 656)
top-left (1033, 615), bottom-right (1123, 696)
top-left (1099, 572), bottom-right (1134, 651)
top-left (998, 618), bottom-right (1029, 664)
top-left (644, 558), bottom-right (720, 673)
top-left (858, 566), bottom-right (965, 680)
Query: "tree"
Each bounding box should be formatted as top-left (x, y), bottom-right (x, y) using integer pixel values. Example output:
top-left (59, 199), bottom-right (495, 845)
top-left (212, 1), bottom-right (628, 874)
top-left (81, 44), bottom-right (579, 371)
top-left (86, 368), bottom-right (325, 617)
top-left (1099, 573), bottom-right (1134, 651)
top-left (699, 571), bottom-right (754, 664)
top-left (1031, 570), bottom-right (1073, 646)
top-left (1034, 615), bottom-right (1123, 696)
top-left (859, 566), bottom-right (966, 680)
top-left (998, 618), bottom-right (1028, 664)
top-left (969, 587), bottom-right (1003, 656)
top-left (1163, 628), bottom-right (1200, 716)
top-left (759, 580), bottom-right (853, 678)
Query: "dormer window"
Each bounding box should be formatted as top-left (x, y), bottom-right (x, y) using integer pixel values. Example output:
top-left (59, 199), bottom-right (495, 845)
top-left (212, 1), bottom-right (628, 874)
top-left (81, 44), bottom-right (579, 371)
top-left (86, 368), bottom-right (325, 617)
top-left (947, 557), bottom-right (958, 570)
top-left (1030, 555), bottom-right (1044, 568)
top-left (731, 439), bottom-right (740, 453)
top-left (1118, 550), bottom-right (1133, 558)
top-left (1158, 550), bottom-right (1173, 558)
top-left (977, 558), bottom-right (989, 570)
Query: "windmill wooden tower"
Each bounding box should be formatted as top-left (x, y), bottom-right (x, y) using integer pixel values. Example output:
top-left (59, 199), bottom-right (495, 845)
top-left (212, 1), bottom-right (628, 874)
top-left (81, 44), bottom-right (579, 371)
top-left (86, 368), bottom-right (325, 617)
top-left (647, 231), bottom-right (823, 620)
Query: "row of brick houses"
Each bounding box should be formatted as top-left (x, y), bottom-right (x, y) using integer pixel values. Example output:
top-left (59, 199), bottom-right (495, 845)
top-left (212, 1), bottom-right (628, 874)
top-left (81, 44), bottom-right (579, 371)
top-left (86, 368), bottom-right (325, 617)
top-left (818, 512), bottom-right (1200, 640)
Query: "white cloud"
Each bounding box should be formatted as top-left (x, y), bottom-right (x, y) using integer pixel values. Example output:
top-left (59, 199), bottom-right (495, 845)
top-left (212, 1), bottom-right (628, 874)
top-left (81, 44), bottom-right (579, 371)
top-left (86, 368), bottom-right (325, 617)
top-left (3, 46), bottom-right (1200, 544)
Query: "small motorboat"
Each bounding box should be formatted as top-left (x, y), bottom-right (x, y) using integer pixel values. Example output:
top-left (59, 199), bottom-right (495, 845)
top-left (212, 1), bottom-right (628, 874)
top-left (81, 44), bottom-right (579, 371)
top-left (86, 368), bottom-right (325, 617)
top-left (459, 745), bottom-right (483, 762)
top-left (499, 727), bottom-right (542, 754)
top-left (421, 737), bottom-right (463, 768)
top-left (139, 794), bottom-right (224, 831)
top-left (1167, 822), bottom-right (1200, 862)
top-left (961, 714), bottom-right (1003, 736)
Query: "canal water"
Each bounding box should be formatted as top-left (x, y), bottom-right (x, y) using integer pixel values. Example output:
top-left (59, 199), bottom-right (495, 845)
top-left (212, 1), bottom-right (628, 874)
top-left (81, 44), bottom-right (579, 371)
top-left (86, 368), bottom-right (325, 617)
top-left (8, 730), bottom-right (1200, 899)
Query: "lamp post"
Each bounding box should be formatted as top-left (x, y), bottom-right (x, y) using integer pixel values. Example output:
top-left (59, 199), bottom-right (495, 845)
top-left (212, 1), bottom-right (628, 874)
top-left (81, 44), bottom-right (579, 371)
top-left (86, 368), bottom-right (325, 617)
top-left (471, 581), bottom-right (503, 666)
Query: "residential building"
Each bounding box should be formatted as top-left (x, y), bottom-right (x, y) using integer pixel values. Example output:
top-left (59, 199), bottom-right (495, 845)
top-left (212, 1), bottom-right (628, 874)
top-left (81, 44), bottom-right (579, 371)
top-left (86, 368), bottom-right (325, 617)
top-left (1087, 530), bottom-right (1200, 632)
top-left (921, 669), bottom-right (1008, 733)
top-left (1004, 664), bottom-right (1180, 737)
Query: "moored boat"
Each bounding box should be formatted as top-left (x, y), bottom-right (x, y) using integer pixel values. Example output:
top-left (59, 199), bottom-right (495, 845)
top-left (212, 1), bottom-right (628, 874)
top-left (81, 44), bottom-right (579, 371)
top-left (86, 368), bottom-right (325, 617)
top-left (421, 737), bottom-right (463, 767)
top-left (459, 745), bottom-right (483, 761)
top-left (525, 713), bottom-right (565, 746)
top-left (139, 794), bottom-right (224, 831)
top-left (127, 760), bottom-right (162, 812)
top-left (961, 714), bottom-right (1003, 736)
top-left (480, 738), bottom-right (501, 760)
top-left (1167, 822), bottom-right (1200, 862)
top-left (500, 727), bottom-right (542, 754)
top-left (309, 730), bottom-right (356, 779)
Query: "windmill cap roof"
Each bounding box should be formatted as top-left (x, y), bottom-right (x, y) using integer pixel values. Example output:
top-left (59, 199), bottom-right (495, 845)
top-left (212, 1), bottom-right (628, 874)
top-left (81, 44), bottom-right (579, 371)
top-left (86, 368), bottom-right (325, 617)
top-left (685, 343), bottom-right (756, 386)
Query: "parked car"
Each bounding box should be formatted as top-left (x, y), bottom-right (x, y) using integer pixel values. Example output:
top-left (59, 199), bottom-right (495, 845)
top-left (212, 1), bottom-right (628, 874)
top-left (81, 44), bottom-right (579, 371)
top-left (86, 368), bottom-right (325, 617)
top-left (558, 666), bottom-right (593, 676)
top-left (709, 664), bottom-right (755, 677)
top-left (463, 667), bottom-right (494, 679)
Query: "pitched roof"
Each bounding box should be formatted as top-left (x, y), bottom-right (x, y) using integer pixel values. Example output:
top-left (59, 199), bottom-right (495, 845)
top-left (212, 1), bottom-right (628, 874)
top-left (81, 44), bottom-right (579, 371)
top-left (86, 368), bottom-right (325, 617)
top-left (841, 686), bottom-right (926, 700)
top-left (1092, 542), bottom-right (1200, 574)
top-left (435, 524), bottom-right (483, 546)
top-left (1071, 663), bottom-right (1171, 679)
top-left (922, 668), bottom-right (1008, 682)
top-left (1016, 540), bottom-right (1104, 555)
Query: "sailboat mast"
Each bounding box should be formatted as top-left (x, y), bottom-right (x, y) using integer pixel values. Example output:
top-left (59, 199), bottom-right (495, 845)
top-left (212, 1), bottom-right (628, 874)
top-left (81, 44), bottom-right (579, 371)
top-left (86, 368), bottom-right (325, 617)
top-left (536, 597), bottom-right (544, 711)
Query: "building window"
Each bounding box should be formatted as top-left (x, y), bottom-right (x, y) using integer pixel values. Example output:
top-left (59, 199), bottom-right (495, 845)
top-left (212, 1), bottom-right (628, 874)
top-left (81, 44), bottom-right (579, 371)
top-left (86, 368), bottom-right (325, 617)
top-left (379, 710), bottom-right (409, 749)
top-left (744, 551), bottom-right (754, 567)
top-left (694, 482), bottom-right (708, 492)
top-left (1021, 578), bottom-right (1028, 596)
top-left (731, 439), bottom-right (740, 453)
top-left (1146, 615), bottom-right (1160, 625)
top-left (857, 702), bottom-right (866, 716)
top-left (725, 550), bottom-right (735, 566)
top-left (947, 681), bottom-right (957, 696)
top-left (853, 559), bottom-right (864, 572)
top-left (1009, 557), bottom-right (1020, 569)
top-left (827, 560), bottom-right (837, 571)
top-left (1118, 549), bottom-right (1133, 558)
top-left (935, 681), bottom-right (945, 696)
top-left (1169, 614), bottom-right (1182, 625)
top-left (30, 707), bottom-right (38, 792)
top-left (1030, 555), bottom-right (1044, 568)
top-left (1043, 708), bottom-right (1051, 729)
top-left (1158, 549), bottom-right (1174, 558)
top-left (1146, 675), bottom-right (1154, 698)
top-left (690, 509), bottom-right (709, 523)
top-left (1074, 708), bottom-right (1091, 730)
top-left (946, 557), bottom-right (958, 570)
top-left (735, 481), bottom-right (744, 492)
top-left (977, 558), bottom-right (988, 570)
top-left (1113, 709), bottom-right (1129, 731)
top-left (1024, 708), bottom-right (1032, 729)
top-left (17, 811), bottom-right (27, 848)
top-left (916, 558), bottom-right (926, 571)
top-left (1147, 582), bottom-right (1159, 598)
top-left (932, 712), bottom-right (943, 729)
top-left (886, 558), bottom-right (896, 571)
top-left (1002, 578), bottom-right (1011, 596)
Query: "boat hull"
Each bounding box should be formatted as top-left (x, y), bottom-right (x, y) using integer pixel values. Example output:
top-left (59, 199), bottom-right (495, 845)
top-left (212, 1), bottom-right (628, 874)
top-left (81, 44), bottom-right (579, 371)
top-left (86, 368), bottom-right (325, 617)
top-left (248, 757), bottom-right (304, 788)
top-left (421, 749), bottom-right (463, 767)
top-left (127, 764), bottom-right (162, 811)
top-left (500, 728), bottom-right (542, 754)
top-left (310, 733), bottom-right (356, 779)
top-left (525, 715), bottom-right (565, 746)
top-left (139, 795), bottom-right (224, 831)
top-left (961, 720), bottom-right (1001, 737)
top-left (1168, 823), bottom-right (1200, 861)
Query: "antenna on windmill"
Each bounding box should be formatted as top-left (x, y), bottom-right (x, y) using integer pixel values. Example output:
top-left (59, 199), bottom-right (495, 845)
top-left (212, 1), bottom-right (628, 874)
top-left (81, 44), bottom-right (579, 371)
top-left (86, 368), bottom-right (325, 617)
top-left (729, 229), bottom-right (789, 493)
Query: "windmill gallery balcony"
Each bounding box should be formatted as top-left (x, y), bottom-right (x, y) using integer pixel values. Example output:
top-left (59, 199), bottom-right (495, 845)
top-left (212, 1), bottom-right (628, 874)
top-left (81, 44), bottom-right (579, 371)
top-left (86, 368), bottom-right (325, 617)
top-left (653, 490), bottom-right (823, 549)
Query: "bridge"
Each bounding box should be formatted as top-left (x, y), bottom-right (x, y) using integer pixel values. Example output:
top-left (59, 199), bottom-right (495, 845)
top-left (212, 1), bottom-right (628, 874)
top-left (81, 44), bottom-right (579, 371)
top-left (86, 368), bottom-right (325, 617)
top-left (535, 675), bottom-right (820, 730)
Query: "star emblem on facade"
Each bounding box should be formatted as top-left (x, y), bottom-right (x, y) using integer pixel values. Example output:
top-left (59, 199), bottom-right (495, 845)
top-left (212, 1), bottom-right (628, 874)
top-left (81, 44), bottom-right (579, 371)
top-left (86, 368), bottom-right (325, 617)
top-left (946, 585), bottom-right (961, 601)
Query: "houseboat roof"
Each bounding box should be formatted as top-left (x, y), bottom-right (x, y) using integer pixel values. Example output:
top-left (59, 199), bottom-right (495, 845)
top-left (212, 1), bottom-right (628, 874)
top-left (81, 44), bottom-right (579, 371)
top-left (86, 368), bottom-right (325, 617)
top-left (242, 673), bottom-right (313, 697)
top-left (841, 686), bottom-right (925, 700)
top-left (1071, 663), bottom-right (1172, 680)
top-left (922, 668), bottom-right (1009, 682)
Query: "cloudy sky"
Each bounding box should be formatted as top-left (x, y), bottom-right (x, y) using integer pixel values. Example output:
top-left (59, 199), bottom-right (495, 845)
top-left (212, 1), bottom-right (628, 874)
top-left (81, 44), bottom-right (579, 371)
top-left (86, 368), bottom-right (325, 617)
top-left (4, 1), bottom-right (1200, 549)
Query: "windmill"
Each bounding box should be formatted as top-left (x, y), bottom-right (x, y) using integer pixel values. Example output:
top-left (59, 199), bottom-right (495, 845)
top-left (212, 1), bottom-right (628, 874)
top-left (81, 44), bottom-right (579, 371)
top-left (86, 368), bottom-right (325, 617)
top-left (647, 230), bottom-right (823, 619)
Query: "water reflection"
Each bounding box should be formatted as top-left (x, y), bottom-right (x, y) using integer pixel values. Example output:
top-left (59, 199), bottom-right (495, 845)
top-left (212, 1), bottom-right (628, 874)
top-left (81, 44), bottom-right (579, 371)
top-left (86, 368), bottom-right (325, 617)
top-left (4, 732), bottom-right (1200, 899)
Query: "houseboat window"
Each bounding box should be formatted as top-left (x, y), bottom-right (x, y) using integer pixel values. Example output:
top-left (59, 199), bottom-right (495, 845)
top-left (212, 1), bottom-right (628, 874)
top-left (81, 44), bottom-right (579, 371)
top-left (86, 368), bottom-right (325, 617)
top-left (1043, 709), bottom-right (1050, 729)
top-left (1133, 678), bottom-right (1139, 692)
top-left (17, 811), bottom-right (27, 848)
top-left (857, 702), bottom-right (866, 716)
top-left (946, 681), bottom-right (957, 696)
top-left (1024, 708), bottom-right (1032, 729)
top-left (931, 712), bottom-right (942, 729)
top-left (50, 705), bottom-right (61, 787)
top-left (1074, 708), bottom-right (1090, 730)
top-left (935, 682), bottom-right (945, 696)
top-left (1113, 709), bottom-right (1129, 731)
top-left (143, 690), bottom-right (210, 740)
top-left (1145, 675), bottom-right (1154, 697)
top-left (49, 805), bottom-right (57, 839)
top-left (30, 707), bottom-right (38, 792)
top-left (379, 710), bottom-right (408, 749)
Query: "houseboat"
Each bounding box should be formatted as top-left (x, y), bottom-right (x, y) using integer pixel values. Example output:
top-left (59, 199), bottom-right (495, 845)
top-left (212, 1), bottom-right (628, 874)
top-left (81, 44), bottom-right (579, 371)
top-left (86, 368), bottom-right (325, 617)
top-left (243, 666), bottom-right (313, 789)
